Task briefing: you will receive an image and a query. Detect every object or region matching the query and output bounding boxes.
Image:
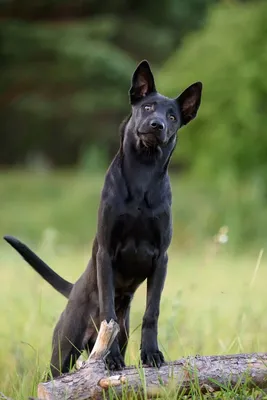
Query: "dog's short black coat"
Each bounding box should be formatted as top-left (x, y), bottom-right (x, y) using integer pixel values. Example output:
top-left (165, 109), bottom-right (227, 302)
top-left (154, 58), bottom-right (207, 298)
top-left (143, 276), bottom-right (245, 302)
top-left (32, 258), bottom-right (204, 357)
top-left (4, 60), bottom-right (202, 377)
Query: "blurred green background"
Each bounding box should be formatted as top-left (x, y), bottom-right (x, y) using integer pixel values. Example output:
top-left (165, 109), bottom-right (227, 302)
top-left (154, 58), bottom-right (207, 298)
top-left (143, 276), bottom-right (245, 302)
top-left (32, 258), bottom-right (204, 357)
top-left (1, 0), bottom-right (267, 250)
top-left (1, 0), bottom-right (267, 398)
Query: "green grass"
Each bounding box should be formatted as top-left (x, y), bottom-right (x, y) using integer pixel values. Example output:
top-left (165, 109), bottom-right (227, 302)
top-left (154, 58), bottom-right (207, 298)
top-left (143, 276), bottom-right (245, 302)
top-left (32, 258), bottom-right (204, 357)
top-left (1, 171), bottom-right (267, 399)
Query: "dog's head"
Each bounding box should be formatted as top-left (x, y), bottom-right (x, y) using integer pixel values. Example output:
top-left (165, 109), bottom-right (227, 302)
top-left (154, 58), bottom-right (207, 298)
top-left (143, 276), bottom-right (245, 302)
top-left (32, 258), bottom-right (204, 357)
top-left (125, 60), bottom-right (202, 153)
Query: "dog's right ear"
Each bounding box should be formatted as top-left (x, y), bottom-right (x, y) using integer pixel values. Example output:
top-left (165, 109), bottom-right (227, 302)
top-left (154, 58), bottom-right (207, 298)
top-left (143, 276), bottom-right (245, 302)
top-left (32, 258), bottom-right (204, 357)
top-left (129, 60), bottom-right (156, 105)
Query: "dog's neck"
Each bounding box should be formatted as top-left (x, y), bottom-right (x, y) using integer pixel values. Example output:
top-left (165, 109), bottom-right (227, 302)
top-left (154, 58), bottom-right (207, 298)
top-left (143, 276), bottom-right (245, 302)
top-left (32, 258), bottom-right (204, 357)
top-left (120, 125), bottom-right (176, 200)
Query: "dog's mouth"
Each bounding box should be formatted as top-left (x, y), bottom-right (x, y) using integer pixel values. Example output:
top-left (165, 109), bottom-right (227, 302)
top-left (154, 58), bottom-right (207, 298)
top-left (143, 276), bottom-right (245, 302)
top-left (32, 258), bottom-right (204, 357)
top-left (137, 132), bottom-right (164, 149)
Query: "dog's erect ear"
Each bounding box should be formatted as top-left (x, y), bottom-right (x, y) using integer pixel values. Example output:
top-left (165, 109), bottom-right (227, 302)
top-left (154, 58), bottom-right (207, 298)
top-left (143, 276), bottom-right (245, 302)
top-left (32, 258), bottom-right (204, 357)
top-left (129, 60), bottom-right (156, 104)
top-left (176, 82), bottom-right (202, 126)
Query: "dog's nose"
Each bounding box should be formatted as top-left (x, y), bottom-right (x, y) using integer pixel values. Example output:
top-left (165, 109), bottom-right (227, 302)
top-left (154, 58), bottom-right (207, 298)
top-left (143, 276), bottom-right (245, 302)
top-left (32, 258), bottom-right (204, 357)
top-left (150, 120), bottom-right (165, 131)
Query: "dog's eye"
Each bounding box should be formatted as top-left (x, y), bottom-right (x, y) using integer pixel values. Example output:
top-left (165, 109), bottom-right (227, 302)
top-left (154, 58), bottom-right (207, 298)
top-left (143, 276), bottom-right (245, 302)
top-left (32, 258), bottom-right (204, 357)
top-left (144, 105), bottom-right (152, 111)
top-left (169, 115), bottom-right (176, 121)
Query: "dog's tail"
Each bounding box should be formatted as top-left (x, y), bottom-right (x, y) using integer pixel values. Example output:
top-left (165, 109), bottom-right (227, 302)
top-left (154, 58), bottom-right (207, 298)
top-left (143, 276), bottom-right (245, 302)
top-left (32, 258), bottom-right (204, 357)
top-left (3, 235), bottom-right (73, 298)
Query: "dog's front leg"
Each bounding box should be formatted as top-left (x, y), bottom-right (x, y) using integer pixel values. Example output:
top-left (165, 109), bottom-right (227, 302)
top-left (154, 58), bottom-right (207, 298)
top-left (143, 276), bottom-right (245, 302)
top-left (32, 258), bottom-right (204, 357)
top-left (97, 247), bottom-right (116, 322)
top-left (96, 247), bottom-right (125, 370)
top-left (140, 253), bottom-right (167, 368)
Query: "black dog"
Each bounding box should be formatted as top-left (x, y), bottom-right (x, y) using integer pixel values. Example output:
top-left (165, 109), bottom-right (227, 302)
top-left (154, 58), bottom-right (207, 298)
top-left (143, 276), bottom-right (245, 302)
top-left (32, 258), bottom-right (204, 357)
top-left (4, 60), bottom-right (202, 377)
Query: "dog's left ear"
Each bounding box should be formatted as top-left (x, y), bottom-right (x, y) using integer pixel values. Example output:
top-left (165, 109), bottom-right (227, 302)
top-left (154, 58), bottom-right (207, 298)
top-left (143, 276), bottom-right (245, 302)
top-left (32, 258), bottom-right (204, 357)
top-left (129, 60), bottom-right (156, 105)
top-left (176, 82), bottom-right (202, 126)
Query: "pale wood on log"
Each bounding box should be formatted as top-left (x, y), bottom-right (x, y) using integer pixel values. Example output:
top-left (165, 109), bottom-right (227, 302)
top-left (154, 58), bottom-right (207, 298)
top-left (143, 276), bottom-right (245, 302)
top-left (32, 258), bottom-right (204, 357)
top-left (0, 392), bottom-right (13, 400)
top-left (37, 321), bottom-right (267, 400)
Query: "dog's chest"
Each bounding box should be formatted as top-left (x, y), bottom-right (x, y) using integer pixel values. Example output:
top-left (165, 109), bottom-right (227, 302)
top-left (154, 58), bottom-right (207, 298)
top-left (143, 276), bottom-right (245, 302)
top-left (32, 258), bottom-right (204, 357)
top-left (112, 209), bottom-right (160, 247)
top-left (110, 211), bottom-right (162, 280)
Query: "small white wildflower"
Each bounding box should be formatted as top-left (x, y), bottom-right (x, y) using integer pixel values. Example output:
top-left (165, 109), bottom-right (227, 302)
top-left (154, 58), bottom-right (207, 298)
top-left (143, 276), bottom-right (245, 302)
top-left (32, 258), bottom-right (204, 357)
top-left (218, 233), bottom-right (228, 244)
top-left (214, 226), bottom-right (229, 245)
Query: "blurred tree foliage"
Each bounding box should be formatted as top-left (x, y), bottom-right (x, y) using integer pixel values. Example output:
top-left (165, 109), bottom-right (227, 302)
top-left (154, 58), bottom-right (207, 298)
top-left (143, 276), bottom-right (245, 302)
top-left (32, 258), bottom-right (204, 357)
top-left (160, 1), bottom-right (267, 186)
top-left (0, 0), bottom-right (215, 167)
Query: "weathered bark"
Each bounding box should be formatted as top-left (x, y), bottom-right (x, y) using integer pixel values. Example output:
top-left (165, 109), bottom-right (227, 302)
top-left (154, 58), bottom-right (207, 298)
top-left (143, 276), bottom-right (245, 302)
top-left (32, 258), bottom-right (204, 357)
top-left (37, 321), bottom-right (267, 400)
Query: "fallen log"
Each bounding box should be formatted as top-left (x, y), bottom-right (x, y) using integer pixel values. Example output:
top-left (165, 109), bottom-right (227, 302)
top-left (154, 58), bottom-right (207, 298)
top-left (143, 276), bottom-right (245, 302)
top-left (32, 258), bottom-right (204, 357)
top-left (37, 320), bottom-right (267, 400)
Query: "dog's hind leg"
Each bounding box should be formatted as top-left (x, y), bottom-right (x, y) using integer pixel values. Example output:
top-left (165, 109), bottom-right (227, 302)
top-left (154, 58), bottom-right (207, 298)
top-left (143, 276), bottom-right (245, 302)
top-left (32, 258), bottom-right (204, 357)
top-left (49, 309), bottom-right (88, 378)
top-left (49, 269), bottom-right (99, 377)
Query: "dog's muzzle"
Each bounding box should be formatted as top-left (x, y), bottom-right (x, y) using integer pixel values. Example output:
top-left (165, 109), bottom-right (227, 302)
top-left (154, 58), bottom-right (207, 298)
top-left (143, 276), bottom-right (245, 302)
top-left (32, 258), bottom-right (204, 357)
top-left (138, 118), bottom-right (167, 147)
top-left (138, 131), bottom-right (167, 148)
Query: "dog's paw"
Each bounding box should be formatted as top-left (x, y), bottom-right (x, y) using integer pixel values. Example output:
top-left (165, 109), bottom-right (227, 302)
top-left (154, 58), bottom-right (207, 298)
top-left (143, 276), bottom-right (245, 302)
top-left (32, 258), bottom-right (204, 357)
top-left (141, 348), bottom-right (165, 368)
top-left (105, 351), bottom-right (125, 371)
